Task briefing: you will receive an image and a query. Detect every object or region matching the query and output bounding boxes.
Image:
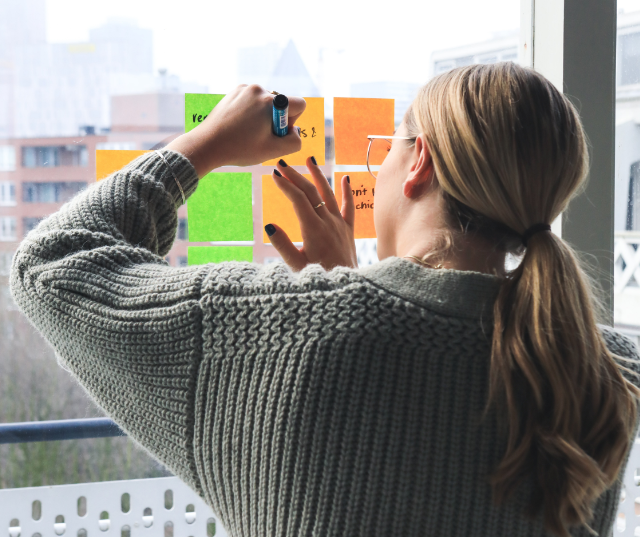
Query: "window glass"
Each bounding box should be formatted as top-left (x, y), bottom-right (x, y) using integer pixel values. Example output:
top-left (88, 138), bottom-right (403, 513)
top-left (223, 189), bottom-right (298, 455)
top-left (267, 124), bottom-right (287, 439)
top-left (0, 0), bottom-right (519, 488)
top-left (615, 4), bottom-right (640, 348)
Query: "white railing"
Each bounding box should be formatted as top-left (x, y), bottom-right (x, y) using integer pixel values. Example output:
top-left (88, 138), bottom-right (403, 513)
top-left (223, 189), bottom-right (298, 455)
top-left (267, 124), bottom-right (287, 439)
top-left (615, 438), bottom-right (640, 535)
top-left (0, 476), bottom-right (227, 537)
top-left (615, 231), bottom-right (640, 293)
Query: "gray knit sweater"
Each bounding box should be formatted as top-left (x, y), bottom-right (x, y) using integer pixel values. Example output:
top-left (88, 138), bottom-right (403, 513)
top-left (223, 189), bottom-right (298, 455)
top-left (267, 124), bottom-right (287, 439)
top-left (10, 150), bottom-right (640, 537)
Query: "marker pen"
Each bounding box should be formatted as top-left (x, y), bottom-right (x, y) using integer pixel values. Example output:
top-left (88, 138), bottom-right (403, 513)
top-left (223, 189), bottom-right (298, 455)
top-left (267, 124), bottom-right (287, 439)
top-left (272, 94), bottom-right (289, 136)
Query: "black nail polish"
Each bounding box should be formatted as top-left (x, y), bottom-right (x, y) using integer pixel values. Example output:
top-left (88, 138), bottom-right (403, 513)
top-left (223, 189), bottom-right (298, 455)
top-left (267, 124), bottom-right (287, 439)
top-left (265, 224), bottom-right (276, 237)
top-left (273, 168), bottom-right (282, 177)
top-left (278, 159), bottom-right (287, 167)
top-left (346, 175), bottom-right (350, 184)
top-left (310, 156), bottom-right (317, 166)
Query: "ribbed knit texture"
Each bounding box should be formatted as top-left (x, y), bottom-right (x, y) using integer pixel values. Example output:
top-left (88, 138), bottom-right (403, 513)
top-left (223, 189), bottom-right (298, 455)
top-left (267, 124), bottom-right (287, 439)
top-left (10, 149), bottom-right (640, 536)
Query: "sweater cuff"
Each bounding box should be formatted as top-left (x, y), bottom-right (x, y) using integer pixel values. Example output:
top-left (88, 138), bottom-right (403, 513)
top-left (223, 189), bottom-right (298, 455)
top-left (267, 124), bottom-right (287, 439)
top-left (135, 149), bottom-right (200, 207)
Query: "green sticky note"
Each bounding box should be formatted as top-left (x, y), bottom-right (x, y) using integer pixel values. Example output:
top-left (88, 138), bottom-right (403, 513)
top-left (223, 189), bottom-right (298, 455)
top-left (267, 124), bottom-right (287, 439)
top-left (188, 246), bottom-right (253, 265)
top-left (185, 93), bottom-right (225, 132)
top-left (187, 172), bottom-right (253, 241)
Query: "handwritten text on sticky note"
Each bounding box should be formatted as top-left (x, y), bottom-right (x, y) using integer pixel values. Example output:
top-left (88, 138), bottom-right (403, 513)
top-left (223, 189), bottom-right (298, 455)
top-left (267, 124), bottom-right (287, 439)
top-left (184, 94), bottom-right (225, 133)
top-left (334, 172), bottom-right (376, 239)
top-left (263, 97), bottom-right (325, 166)
top-left (333, 98), bottom-right (394, 165)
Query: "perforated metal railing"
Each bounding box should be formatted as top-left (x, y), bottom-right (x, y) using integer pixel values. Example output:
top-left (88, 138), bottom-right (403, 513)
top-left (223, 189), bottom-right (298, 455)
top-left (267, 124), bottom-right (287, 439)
top-left (4, 413), bottom-right (640, 535)
top-left (0, 476), bottom-right (228, 537)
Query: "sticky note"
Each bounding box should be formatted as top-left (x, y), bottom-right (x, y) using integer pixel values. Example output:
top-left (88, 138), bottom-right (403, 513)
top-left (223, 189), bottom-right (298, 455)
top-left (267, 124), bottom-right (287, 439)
top-left (262, 173), bottom-right (313, 243)
top-left (187, 172), bottom-right (253, 241)
top-left (334, 172), bottom-right (376, 239)
top-left (96, 150), bottom-right (151, 181)
top-left (333, 98), bottom-right (394, 165)
top-left (263, 97), bottom-right (325, 166)
top-left (185, 93), bottom-right (225, 133)
top-left (188, 246), bottom-right (253, 265)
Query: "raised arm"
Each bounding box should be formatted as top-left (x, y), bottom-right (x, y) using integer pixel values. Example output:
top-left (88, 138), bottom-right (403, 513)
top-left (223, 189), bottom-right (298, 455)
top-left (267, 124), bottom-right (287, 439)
top-left (8, 85), bottom-right (305, 490)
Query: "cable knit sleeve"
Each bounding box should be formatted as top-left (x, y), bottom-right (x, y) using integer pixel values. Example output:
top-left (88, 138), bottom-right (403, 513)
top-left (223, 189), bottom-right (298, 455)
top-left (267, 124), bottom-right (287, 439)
top-left (9, 150), bottom-right (206, 493)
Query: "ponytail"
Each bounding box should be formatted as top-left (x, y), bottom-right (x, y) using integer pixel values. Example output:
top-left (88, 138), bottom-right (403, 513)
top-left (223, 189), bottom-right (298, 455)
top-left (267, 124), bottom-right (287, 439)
top-left (407, 61), bottom-right (640, 536)
top-left (487, 230), bottom-right (639, 536)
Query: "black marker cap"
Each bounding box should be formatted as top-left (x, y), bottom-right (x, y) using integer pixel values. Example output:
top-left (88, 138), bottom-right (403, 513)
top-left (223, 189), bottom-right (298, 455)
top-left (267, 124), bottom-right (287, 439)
top-left (273, 94), bottom-right (289, 110)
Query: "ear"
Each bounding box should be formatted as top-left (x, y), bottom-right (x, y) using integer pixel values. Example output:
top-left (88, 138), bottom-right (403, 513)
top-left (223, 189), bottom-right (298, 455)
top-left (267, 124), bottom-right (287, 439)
top-left (402, 134), bottom-right (435, 199)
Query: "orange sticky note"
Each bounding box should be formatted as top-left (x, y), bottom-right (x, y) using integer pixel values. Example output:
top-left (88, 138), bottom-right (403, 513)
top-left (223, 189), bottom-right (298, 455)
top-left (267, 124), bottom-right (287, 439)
top-left (334, 172), bottom-right (376, 239)
top-left (334, 97), bottom-right (394, 165)
top-left (263, 97), bottom-right (325, 166)
top-left (262, 173), bottom-right (313, 243)
top-left (96, 150), bottom-right (151, 181)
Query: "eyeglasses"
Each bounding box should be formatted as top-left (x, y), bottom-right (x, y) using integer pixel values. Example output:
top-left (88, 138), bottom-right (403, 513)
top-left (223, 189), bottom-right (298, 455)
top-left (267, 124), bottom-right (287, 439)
top-left (366, 135), bottom-right (414, 179)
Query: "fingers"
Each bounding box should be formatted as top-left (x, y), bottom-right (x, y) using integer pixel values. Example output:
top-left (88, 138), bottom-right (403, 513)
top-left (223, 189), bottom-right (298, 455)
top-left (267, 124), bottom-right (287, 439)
top-left (265, 224), bottom-right (307, 272)
top-left (287, 96), bottom-right (306, 122)
top-left (340, 175), bottom-right (355, 228)
top-left (305, 156), bottom-right (341, 214)
top-left (271, 168), bottom-right (319, 230)
top-left (275, 160), bottom-right (326, 212)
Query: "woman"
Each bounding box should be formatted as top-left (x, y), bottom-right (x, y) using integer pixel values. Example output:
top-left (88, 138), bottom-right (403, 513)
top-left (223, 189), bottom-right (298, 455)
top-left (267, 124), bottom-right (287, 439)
top-left (10, 62), bottom-right (640, 537)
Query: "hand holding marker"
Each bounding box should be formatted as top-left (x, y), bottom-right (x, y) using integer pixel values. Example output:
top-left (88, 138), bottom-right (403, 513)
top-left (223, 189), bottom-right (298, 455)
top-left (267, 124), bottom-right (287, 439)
top-left (272, 93), bottom-right (289, 136)
top-left (266, 91), bottom-right (357, 272)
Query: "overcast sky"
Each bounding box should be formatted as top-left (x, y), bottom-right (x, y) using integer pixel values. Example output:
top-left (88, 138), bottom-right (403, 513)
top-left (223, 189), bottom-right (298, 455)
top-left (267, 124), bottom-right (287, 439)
top-left (44, 0), bottom-right (640, 94)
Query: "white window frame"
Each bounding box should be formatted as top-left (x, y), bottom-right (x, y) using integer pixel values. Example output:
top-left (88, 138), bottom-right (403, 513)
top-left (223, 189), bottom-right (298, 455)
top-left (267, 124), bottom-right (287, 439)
top-left (0, 182), bottom-right (16, 206)
top-left (0, 217), bottom-right (17, 241)
top-left (0, 145), bottom-right (16, 171)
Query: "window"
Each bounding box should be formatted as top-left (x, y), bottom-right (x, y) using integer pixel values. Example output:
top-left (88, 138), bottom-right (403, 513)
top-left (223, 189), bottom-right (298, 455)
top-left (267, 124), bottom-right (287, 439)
top-left (0, 182), bottom-right (16, 206)
top-left (22, 146), bottom-right (88, 168)
top-left (23, 217), bottom-right (44, 237)
top-left (176, 256), bottom-right (188, 267)
top-left (0, 217), bottom-right (17, 241)
top-left (620, 32), bottom-right (640, 86)
top-left (177, 218), bottom-right (188, 240)
top-left (22, 182), bottom-right (87, 203)
top-left (0, 146), bottom-right (16, 171)
top-left (0, 252), bottom-right (13, 276)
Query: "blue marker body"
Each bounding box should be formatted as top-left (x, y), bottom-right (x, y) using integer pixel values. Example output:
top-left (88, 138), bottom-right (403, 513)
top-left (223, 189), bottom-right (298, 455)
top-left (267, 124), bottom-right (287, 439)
top-left (272, 94), bottom-right (289, 136)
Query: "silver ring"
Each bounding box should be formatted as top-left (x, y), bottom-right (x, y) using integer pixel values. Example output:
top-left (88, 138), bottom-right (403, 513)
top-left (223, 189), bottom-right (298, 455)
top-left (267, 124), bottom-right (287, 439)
top-left (313, 201), bottom-right (326, 210)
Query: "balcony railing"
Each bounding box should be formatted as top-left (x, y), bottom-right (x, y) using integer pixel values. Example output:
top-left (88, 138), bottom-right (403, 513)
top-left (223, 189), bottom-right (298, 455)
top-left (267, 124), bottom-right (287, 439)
top-left (0, 475), bottom-right (227, 537)
top-left (615, 231), bottom-right (640, 293)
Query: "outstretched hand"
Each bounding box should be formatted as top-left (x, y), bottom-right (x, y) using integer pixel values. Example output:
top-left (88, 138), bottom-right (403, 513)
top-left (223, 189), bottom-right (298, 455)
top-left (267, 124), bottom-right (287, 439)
top-left (166, 84), bottom-right (306, 177)
top-left (266, 157), bottom-right (358, 272)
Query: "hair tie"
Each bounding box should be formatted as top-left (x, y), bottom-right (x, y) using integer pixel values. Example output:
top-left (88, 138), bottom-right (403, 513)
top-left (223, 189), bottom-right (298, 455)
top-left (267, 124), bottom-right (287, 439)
top-left (522, 223), bottom-right (551, 247)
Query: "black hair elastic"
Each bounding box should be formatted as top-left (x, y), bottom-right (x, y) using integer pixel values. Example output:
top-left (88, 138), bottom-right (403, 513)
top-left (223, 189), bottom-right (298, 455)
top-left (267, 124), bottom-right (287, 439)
top-left (522, 223), bottom-right (551, 247)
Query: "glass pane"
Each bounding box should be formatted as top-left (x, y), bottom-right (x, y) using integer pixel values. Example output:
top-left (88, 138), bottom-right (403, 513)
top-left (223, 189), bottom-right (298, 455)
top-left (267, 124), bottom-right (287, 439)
top-left (0, 0), bottom-right (519, 493)
top-left (615, 3), bottom-right (640, 347)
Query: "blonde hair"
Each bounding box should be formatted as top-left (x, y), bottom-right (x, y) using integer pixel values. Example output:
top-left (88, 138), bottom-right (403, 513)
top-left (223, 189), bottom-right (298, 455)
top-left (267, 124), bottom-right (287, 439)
top-left (405, 62), bottom-right (640, 536)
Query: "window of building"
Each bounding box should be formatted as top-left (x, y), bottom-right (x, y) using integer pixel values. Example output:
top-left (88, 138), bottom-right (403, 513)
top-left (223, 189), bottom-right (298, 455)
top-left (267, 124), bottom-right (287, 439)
top-left (0, 182), bottom-right (16, 206)
top-left (620, 32), bottom-right (640, 86)
top-left (0, 217), bottom-right (17, 241)
top-left (176, 256), bottom-right (188, 267)
top-left (22, 146), bottom-right (88, 168)
top-left (0, 252), bottom-right (13, 276)
top-left (177, 218), bottom-right (188, 240)
top-left (22, 217), bottom-right (44, 237)
top-left (0, 145), bottom-right (16, 171)
top-left (22, 182), bottom-right (87, 203)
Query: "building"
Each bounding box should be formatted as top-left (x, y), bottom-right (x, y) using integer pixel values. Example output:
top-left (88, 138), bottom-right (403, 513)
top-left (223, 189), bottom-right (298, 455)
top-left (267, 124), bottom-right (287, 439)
top-left (238, 40), bottom-right (320, 98)
top-left (0, 1), bottom-right (207, 139)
